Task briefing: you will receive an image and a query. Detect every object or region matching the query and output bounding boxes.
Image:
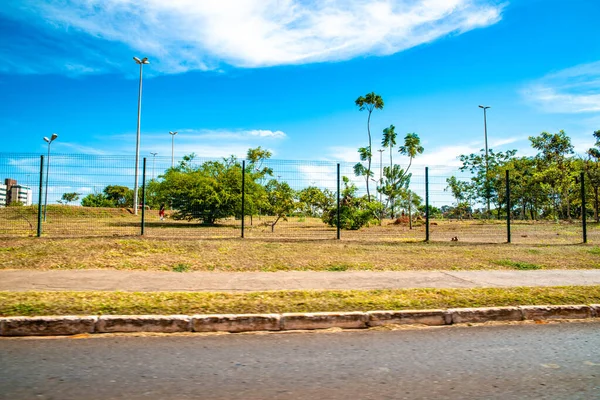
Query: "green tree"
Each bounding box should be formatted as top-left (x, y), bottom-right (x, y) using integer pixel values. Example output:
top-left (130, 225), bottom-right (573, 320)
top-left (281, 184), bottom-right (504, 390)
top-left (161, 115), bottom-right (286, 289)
top-left (381, 125), bottom-right (397, 168)
top-left (58, 192), bottom-right (80, 205)
top-left (399, 133), bottom-right (424, 173)
top-left (245, 147), bottom-right (273, 223)
top-left (297, 186), bottom-right (334, 218)
top-left (529, 130), bottom-right (575, 220)
top-left (585, 130), bottom-right (600, 222)
top-left (323, 176), bottom-right (382, 230)
top-left (103, 185), bottom-right (133, 208)
top-left (355, 92), bottom-right (384, 201)
top-left (81, 192), bottom-right (116, 208)
top-left (459, 148), bottom-right (517, 219)
top-left (246, 146), bottom-right (273, 179)
top-left (379, 133), bottom-right (424, 218)
top-left (264, 179), bottom-right (296, 232)
top-left (445, 176), bottom-right (476, 219)
top-left (157, 155), bottom-right (243, 224)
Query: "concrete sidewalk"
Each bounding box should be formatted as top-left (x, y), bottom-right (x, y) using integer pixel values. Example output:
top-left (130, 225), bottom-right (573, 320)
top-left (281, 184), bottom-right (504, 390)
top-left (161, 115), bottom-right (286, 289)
top-left (1, 270), bottom-right (600, 292)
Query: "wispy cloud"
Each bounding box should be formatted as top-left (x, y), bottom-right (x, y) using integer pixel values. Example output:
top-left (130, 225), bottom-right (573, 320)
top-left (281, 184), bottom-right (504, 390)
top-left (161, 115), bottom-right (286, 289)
top-left (522, 61), bottom-right (600, 113)
top-left (179, 129), bottom-right (287, 140)
top-left (1, 0), bottom-right (504, 75)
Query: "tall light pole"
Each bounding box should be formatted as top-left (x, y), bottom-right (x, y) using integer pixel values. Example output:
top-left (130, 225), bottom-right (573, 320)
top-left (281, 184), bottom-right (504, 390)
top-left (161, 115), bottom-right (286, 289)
top-left (479, 105), bottom-right (491, 217)
top-left (133, 56), bottom-right (149, 216)
top-left (169, 131), bottom-right (178, 168)
top-left (150, 152), bottom-right (158, 180)
top-left (42, 133), bottom-right (58, 222)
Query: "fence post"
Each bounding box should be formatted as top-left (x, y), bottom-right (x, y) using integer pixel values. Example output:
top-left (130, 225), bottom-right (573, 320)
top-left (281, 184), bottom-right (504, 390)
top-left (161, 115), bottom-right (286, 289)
top-left (506, 169), bottom-right (511, 243)
top-left (336, 163), bottom-right (340, 240)
top-left (141, 157), bottom-right (146, 236)
top-left (425, 167), bottom-right (429, 242)
top-left (241, 160), bottom-right (245, 238)
top-left (581, 171), bottom-right (587, 244)
top-left (37, 155), bottom-right (44, 237)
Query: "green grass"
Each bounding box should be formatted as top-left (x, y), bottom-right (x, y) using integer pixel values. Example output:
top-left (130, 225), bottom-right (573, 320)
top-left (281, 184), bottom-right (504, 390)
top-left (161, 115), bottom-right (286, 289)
top-left (172, 263), bottom-right (191, 273)
top-left (1, 286), bottom-right (599, 317)
top-left (494, 259), bottom-right (543, 270)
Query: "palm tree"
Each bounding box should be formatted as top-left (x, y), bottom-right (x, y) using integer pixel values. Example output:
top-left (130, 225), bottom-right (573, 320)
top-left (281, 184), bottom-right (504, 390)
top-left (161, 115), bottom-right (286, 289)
top-left (355, 92), bottom-right (384, 201)
top-left (399, 133), bottom-right (424, 174)
top-left (382, 124), bottom-right (397, 168)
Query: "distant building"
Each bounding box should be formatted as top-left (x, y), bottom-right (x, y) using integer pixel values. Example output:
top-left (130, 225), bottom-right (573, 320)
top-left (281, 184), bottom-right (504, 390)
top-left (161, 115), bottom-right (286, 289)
top-left (0, 184), bottom-right (6, 207)
top-left (10, 185), bottom-right (32, 206)
top-left (2, 179), bottom-right (33, 206)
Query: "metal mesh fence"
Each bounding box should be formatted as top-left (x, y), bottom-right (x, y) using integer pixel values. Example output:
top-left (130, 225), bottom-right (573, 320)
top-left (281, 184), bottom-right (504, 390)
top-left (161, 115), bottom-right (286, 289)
top-left (0, 153), bottom-right (596, 244)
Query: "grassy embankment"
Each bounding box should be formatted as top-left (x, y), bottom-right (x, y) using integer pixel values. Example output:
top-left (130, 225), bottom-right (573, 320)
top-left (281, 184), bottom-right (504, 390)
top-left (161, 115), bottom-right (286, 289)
top-left (1, 286), bottom-right (599, 317)
top-left (1, 236), bottom-right (599, 271)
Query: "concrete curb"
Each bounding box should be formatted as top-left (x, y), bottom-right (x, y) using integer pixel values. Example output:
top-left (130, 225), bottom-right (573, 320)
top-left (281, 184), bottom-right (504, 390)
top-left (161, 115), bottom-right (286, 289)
top-left (1, 305), bottom-right (598, 336)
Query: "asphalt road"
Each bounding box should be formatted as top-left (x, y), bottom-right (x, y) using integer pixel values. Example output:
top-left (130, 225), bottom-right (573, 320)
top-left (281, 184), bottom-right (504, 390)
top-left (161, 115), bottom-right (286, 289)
top-left (1, 322), bottom-right (600, 399)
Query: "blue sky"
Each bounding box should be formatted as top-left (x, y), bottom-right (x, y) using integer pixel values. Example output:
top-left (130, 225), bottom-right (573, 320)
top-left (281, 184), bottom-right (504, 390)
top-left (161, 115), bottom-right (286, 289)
top-left (1, 0), bottom-right (600, 173)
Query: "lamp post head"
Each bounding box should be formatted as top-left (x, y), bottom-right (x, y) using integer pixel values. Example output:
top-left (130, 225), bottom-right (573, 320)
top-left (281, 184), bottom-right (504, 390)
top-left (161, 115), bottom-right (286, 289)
top-left (43, 133), bottom-right (58, 143)
top-left (150, 152), bottom-right (158, 156)
top-left (169, 131), bottom-right (178, 136)
top-left (133, 56), bottom-right (150, 65)
top-left (479, 105), bottom-right (491, 110)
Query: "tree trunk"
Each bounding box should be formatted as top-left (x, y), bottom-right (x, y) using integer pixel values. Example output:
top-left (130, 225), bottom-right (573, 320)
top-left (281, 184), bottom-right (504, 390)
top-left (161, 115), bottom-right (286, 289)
top-left (594, 186), bottom-right (599, 223)
top-left (565, 190), bottom-right (571, 222)
top-left (366, 110), bottom-right (372, 202)
top-left (271, 215), bottom-right (282, 233)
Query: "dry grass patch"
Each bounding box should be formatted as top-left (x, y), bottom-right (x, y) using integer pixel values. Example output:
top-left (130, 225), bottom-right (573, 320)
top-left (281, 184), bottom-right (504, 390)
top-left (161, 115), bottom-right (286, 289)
top-left (1, 286), bottom-right (600, 317)
top-left (1, 236), bottom-right (600, 271)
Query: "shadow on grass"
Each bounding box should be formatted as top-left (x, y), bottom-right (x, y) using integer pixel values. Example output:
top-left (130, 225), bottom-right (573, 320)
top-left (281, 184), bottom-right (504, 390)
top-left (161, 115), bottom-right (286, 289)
top-left (110, 221), bottom-right (240, 229)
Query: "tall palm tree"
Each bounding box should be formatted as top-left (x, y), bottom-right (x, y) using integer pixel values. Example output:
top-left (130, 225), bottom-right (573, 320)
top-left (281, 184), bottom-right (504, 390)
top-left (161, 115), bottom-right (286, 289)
top-left (355, 92), bottom-right (384, 201)
top-left (399, 133), bottom-right (424, 174)
top-left (382, 124), bottom-right (397, 168)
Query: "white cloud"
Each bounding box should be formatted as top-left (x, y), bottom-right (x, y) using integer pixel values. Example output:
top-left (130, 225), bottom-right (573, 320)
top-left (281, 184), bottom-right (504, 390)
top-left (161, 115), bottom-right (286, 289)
top-left (178, 128), bottom-right (286, 140)
top-left (4, 0), bottom-right (504, 74)
top-left (522, 61), bottom-right (600, 113)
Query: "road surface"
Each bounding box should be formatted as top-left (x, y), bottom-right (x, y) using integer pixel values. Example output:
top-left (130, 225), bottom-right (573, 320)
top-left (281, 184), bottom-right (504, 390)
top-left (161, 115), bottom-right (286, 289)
top-left (1, 322), bottom-right (599, 399)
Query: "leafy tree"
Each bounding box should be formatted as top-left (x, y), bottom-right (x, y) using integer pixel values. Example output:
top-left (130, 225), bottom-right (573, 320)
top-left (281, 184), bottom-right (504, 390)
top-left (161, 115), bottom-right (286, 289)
top-left (529, 130), bottom-right (575, 220)
top-left (245, 147), bottom-right (273, 223)
top-left (81, 192), bottom-right (116, 208)
top-left (459, 148), bottom-right (517, 219)
top-left (445, 176), bottom-right (476, 219)
top-left (323, 176), bottom-right (382, 230)
top-left (264, 179), bottom-right (296, 232)
top-left (499, 157), bottom-right (546, 220)
top-left (355, 92), bottom-right (384, 201)
top-left (246, 146), bottom-right (273, 179)
top-left (157, 155), bottom-right (242, 224)
top-left (418, 204), bottom-right (442, 219)
top-left (103, 185), bottom-right (133, 208)
top-left (378, 133), bottom-right (424, 218)
top-left (585, 130), bottom-right (600, 222)
top-left (297, 186), bottom-right (334, 218)
top-left (399, 133), bottom-right (424, 173)
top-left (58, 192), bottom-right (80, 205)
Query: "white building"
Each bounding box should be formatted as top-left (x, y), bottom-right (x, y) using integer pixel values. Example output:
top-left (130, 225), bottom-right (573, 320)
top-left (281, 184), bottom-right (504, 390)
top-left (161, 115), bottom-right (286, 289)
top-left (9, 185), bottom-right (32, 206)
top-left (0, 184), bottom-right (6, 207)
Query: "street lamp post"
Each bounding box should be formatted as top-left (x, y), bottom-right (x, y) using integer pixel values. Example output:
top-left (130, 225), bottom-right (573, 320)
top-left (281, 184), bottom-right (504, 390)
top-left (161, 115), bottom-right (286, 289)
top-left (133, 56), bottom-right (149, 216)
top-left (42, 133), bottom-right (58, 222)
top-left (150, 152), bottom-right (158, 180)
top-left (169, 131), bottom-right (178, 168)
top-left (479, 105), bottom-right (491, 217)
